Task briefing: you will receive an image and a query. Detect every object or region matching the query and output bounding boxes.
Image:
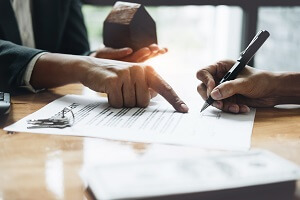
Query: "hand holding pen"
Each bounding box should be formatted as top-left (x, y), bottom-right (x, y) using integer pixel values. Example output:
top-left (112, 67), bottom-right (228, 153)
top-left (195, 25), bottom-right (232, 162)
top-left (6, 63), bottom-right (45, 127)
top-left (197, 30), bottom-right (274, 113)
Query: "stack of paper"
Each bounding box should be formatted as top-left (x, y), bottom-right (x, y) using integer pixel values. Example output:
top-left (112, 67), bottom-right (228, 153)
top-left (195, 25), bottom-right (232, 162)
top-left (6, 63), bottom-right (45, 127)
top-left (87, 149), bottom-right (300, 200)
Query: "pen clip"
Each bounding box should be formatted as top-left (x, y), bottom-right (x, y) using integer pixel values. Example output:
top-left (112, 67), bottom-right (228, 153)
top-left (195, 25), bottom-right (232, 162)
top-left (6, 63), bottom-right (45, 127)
top-left (240, 31), bottom-right (262, 56)
top-left (238, 30), bottom-right (270, 64)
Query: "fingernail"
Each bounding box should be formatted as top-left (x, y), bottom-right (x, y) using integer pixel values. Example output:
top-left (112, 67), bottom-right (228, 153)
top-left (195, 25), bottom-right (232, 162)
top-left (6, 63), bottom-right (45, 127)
top-left (211, 89), bottom-right (222, 100)
top-left (229, 105), bottom-right (239, 113)
top-left (180, 103), bottom-right (189, 113)
top-left (240, 106), bottom-right (250, 113)
top-left (126, 48), bottom-right (133, 54)
top-left (159, 49), bottom-right (167, 54)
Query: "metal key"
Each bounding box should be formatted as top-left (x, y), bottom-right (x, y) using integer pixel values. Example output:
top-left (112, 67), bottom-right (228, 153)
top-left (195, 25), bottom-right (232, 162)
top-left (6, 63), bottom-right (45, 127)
top-left (27, 118), bottom-right (71, 129)
top-left (27, 107), bottom-right (75, 129)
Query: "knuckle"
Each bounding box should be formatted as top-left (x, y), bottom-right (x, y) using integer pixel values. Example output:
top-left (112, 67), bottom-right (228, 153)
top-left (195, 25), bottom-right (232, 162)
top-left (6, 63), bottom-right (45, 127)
top-left (217, 60), bottom-right (235, 72)
top-left (118, 68), bottom-right (130, 79)
top-left (162, 84), bottom-right (173, 95)
top-left (130, 65), bottom-right (143, 72)
top-left (105, 76), bottom-right (118, 86)
top-left (223, 83), bottom-right (235, 94)
top-left (197, 69), bottom-right (212, 85)
top-left (130, 65), bottom-right (145, 77)
top-left (145, 65), bottom-right (155, 74)
top-left (196, 69), bottom-right (206, 80)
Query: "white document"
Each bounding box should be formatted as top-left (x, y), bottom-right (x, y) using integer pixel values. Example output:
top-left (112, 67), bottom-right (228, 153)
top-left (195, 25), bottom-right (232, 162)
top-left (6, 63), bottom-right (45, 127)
top-left (4, 95), bottom-right (255, 150)
top-left (87, 149), bottom-right (300, 200)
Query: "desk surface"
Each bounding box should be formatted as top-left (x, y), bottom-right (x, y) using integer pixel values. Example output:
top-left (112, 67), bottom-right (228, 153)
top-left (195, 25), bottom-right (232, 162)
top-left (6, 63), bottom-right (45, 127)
top-left (0, 84), bottom-right (299, 200)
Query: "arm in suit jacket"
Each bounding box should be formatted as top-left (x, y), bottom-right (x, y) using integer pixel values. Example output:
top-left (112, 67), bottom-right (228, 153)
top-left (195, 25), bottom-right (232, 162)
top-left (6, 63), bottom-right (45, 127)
top-left (0, 40), bottom-right (44, 92)
top-left (0, 0), bottom-right (90, 91)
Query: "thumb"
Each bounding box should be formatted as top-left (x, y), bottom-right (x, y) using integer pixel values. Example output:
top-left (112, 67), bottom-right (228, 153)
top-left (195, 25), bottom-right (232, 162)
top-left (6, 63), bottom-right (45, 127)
top-left (96, 47), bottom-right (133, 59)
top-left (210, 79), bottom-right (245, 100)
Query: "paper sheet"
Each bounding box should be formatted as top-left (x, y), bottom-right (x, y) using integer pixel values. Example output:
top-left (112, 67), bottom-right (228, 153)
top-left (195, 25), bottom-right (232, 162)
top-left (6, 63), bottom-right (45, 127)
top-left (87, 149), bottom-right (300, 200)
top-left (4, 95), bottom-right (255, 150)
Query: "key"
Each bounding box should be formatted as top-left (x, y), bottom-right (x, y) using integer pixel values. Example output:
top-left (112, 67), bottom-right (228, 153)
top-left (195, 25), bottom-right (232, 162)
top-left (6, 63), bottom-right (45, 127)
top-left (26, 107), bottom-right (75, 129)
top-left (27, 117), bottom-right (71, 129)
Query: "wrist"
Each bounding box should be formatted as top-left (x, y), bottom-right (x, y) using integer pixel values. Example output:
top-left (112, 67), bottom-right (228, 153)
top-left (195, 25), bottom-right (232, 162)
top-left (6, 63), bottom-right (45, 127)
top-left (31, 53), bottom-right (89, 88)
top-left (273, 72), bottom-right (300, 104)
top-left (274, 72), bottom-right (300, 96)
top-left (70, 56), bottom-right (91, 84)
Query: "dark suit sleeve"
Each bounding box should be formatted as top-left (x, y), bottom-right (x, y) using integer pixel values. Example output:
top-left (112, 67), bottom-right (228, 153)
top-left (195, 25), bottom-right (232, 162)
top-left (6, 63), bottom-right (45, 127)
top-left (0, 40), bottom-right (45, 91)
top-left (60, 0), bottom-right (91, 55)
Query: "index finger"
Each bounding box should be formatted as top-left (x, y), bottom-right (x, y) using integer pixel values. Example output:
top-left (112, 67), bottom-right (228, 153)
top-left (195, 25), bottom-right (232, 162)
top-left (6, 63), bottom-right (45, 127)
top-left (145, 66), bottom-right (189, 113)
top-left (196, 68), bottom-right (216, 96)
top-left (197, 60), bottom-right (236, 81)
top-left (196, 60), bottom-right (235, 96)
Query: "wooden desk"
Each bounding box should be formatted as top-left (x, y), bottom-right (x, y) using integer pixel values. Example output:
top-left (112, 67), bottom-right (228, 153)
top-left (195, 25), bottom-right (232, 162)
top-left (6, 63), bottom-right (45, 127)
top-left (0, 84), bottom-right (299, 200)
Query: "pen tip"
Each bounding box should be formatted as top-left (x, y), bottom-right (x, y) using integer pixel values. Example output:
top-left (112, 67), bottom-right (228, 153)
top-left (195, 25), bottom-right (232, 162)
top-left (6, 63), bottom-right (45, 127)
top-left (200, 102), bottom-right (210, 113)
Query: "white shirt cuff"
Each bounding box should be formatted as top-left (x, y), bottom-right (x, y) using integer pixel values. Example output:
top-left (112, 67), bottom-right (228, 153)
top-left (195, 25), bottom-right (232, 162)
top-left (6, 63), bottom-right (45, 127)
top-left (21, 52), bottom-right (48, 93)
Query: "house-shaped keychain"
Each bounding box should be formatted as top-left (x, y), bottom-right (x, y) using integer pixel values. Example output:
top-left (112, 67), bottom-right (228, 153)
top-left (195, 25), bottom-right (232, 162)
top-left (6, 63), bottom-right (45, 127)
top-left (103, 1), bottom-right (157, 51)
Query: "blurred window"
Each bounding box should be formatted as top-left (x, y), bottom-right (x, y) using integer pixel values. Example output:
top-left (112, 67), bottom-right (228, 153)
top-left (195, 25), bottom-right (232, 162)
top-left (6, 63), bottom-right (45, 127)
top-left (255, 7), bottom-right (300, 72)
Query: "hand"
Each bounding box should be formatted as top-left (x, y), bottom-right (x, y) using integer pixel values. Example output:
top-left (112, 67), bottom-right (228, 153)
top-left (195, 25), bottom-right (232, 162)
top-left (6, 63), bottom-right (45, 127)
top-left (90, 44), bottom-right (168, 63)
top-left (32, 54), bottom-right (187, 112)
top-left (80, 58), bottom-right (188, 112)
top-left (196, 60), bottom-right (280, 113)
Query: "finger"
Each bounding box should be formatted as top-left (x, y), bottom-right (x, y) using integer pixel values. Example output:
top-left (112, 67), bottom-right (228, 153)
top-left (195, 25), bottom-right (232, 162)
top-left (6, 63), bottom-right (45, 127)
top-left (149, 88), bottom-right (158, 99)
top-left (196, 60), bottom-right (236, 86)
top-left (196, 65), bottom-right (218, 81)
top-left (130, 66), bottom-right (151, 107)
top-left (122, 76), bottom-right (136, 108)
top-left (219, 97), bottom-right (251, 113)
top-left (138, 51), bottom-right (159, 62)
top-left (96, 47), bottom-right (133, 59)
top-left (136, 55), bottom-right (153, 63)
top-left (212, 100), bottom-right (223, 110)
top-left (147, 45), bottom-right (168, 60)
top-left (148, 44), bottom-right (159, 54)
top-left (239, 104), bottom-right (250, 113)
top-left (125, 48), bottom-right (151, 62)
top-left (138, 47), bottom-right (167, 62)
top-left (196, 68), bottom-right (216, 96)
top-left (223, 103), bottom-right (250, 113)
top-left (146, 66), bottom-right (189, 113)
top-left (135, 48), bottom-right (152, 62)
top-left (107, 87), bottom-right (124, 108)
top-left (197, 83), bottom-right (224, 110)
top-left (158, 47), bottom-right (168, 54)
top-left (210, 79), bottom-right (245, 101)
top-left (197, 83), bottom-right (208, 100)
top-left (222, 100), bottom-right (240, 113)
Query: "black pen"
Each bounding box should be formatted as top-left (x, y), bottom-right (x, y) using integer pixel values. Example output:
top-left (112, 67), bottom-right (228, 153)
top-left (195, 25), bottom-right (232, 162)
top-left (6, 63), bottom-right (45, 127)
top-left (200, 30), bottom-right (270, 112)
